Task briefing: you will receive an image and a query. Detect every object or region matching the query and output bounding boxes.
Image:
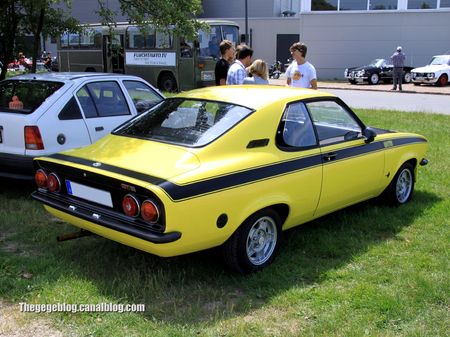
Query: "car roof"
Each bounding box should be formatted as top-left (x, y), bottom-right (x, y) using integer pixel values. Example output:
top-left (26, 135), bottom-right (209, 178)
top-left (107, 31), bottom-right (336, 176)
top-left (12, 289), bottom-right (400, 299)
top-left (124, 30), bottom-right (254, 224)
top-left (6, 72), bottom-right (144, 82)
top-left (175, 85), bottom-right (335, 110)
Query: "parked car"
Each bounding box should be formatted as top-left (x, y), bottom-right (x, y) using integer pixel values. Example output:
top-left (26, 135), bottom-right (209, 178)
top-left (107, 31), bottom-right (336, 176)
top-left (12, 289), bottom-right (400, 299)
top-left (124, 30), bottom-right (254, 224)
top-left (344, 59), bottom-right (414, 85)
top-left (31, 86), bottom-right (428, 273)
top-left (411, 55), bottom-right (450, 86)
top-left (0, 72), bottom-right (164, 179)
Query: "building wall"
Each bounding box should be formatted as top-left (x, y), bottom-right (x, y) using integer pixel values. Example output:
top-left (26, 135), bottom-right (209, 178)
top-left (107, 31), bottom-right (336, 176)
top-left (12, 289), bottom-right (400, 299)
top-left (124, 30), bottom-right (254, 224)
top-left (225, 10), bottom-right (450, 80)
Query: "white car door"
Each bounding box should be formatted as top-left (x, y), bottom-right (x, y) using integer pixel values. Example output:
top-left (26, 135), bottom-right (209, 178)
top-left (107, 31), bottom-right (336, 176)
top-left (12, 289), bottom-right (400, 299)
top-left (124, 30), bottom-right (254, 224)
top-left (76, 80), bottom-right (135, 143)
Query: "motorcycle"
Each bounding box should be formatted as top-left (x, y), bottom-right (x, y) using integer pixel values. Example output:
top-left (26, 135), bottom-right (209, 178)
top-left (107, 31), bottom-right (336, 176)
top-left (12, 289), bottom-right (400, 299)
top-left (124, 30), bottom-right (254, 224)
top-left (268, 60), bottom-right (282, 79)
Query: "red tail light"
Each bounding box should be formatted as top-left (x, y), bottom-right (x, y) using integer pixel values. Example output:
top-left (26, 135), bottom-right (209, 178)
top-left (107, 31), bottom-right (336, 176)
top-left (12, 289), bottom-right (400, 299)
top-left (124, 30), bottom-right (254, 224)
top-left (35, 169), bottom-right (47, 188)
top-left (141, 200), bottom-right (159, 223)
top-left (24, 126), bottom-right (44, 150)
top-left (122, 194), bottom-right (140, 217)
top-left (47, 173), bottom-right (61, 193)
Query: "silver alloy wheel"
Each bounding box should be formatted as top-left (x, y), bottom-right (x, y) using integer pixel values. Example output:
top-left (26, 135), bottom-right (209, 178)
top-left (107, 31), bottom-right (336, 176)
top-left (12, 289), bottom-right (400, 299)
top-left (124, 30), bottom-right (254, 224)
top-left (396, 168), bottom-right (413, 203)
top-left (404, 72), bottom-right (412, 83)
top-left (246, 216), bottom-right (278, 266)
top-left (370, 73), bottom-right (379, 84)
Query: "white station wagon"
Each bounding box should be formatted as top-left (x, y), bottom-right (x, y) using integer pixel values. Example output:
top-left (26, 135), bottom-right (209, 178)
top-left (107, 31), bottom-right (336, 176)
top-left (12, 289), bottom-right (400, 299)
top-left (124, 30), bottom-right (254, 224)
top-left (411, 55), bottom-right (450, 86)
top-left (0, 73), bottom-right (164, 179)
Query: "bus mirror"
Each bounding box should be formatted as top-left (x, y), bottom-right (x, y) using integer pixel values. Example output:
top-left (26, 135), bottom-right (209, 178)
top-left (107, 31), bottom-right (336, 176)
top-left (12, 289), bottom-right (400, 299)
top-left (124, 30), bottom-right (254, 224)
top-left (240, 34), bottom-right (246, 43)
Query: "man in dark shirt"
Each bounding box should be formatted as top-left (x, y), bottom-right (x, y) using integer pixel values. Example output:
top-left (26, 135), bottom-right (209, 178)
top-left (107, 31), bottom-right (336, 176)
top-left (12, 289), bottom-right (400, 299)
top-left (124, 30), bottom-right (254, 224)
top-left (215, 40), bottom-right (235, 86)
top-left (390, 46), bottom-right (406, 91)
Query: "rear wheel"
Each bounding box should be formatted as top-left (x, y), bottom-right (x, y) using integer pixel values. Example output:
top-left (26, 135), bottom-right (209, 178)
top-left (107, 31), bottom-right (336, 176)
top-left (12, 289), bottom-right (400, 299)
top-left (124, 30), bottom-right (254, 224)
top-left (369, 73), bottom-right (379, 85)
top-left (437, 74), bottom-right (448, 86)
top-left (158, 73), bottom-right (178, 92)
top-left (403, 72), bottom-right (412, 83)
top-left (382, 162), bottom-right (415, 206)
top-left (221, 209), bottom-right (282, 274)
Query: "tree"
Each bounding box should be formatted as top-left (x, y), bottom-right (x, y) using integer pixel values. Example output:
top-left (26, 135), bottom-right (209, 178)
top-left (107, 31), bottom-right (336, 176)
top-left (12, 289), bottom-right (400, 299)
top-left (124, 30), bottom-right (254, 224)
top-left (0, 0), bottom-right (79, 80)
top-left (97, 0), bottom-right (206, 41)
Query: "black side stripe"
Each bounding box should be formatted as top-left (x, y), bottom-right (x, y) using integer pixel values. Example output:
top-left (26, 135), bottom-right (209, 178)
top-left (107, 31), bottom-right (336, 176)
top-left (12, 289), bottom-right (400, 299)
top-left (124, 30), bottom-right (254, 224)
top-left (47, 136), bottom-right (426, 201)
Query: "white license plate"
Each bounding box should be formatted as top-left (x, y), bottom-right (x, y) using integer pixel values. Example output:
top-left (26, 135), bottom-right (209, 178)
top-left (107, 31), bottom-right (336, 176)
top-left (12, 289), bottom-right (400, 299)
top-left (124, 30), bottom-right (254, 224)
top-left (65, 180), bottom-right (113, 208)
top-left (201, 71), bottom-right (214, 81)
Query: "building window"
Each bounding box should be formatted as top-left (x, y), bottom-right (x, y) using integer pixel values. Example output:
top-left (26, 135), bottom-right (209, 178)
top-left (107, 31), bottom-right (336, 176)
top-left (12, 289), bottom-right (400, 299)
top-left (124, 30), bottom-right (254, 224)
top-left (370, 0), bottom-right (397, 10)
top-left (339, 0), bottom-right (367, 10)
top-left (408, 0), bottom-right (437, 8)
top-left (440, 0), bottom-right (450, 7)
top-left (311, 0), bottom-right (338, 11)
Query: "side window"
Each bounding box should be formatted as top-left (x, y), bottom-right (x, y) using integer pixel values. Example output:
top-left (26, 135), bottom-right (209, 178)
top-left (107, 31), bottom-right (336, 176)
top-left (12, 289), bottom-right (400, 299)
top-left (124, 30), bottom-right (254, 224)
top-left (58, 97), bottom-right (83, 120)
top-left (83, 81), bottom-right (131, 117)
top-left (198, 26), bottom-right (221, 58)
top-left (306, 100), bottom-right (362, 145)
top-left (76, 87), bottom-right (97, 118)
top-left (278, 102), bottom-right (316, 148)
top-left (123, 81), bottom-right (163, 113)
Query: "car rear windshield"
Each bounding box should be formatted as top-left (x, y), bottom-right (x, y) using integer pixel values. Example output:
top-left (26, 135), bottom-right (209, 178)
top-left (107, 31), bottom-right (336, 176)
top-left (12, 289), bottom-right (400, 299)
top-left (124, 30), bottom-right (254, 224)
top-left (113, 98), bottom-right (253, 147)
top-left (0, 80), bottom-right (64, 114)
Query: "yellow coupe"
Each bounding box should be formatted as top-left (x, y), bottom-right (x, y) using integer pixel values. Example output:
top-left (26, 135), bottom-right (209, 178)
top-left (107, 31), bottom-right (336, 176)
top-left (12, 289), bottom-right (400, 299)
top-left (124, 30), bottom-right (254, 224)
top-left (32, 86), bottom-right (428, 273)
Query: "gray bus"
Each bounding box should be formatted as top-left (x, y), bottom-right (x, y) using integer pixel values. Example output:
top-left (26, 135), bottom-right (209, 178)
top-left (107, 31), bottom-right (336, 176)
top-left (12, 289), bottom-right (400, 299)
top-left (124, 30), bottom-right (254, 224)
top-left (57, 20), bottom-right (239, 91)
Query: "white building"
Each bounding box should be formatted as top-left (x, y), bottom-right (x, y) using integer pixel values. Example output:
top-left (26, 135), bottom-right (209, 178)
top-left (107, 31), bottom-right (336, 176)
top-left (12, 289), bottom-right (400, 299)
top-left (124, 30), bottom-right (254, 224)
top-left (64, 0), bottom-right (450, 79)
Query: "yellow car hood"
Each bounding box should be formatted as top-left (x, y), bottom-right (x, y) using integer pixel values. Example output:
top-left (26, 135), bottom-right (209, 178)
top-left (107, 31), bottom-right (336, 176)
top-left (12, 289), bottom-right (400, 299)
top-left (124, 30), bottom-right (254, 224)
top-left (63, 134), bottom-right (200, 180)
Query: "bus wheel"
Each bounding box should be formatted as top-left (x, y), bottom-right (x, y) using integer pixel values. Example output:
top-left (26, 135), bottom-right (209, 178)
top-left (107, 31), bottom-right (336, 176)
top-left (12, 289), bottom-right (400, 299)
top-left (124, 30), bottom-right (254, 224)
top-left (158, 73), bottom-right (178, 92)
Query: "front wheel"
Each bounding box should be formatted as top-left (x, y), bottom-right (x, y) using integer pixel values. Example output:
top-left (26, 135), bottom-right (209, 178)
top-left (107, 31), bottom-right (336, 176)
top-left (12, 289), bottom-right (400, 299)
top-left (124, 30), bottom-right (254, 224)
top-left (369, 73), bottom-right (379, 85)
top-left (437, 74), bottom-right (448, 87)
top-left (221, 209), bottom-right (282, 274)
top-left (382, 162), bottom-right (415, 206)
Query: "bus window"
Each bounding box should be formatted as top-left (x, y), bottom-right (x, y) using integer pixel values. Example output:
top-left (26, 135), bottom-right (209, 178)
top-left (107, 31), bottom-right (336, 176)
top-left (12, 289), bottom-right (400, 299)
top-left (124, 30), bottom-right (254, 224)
top-left (127, 26), bottom-right (156, 49)
top-left (155, 30), bottom-right (172, 49)
top-left (222, 25), bottom-right (239, 45)
top-left (199, 26), bottom-right (221, 58)
top-left (68, 33), bottom-right (80, 48)
top-left (60, 32), bottom-right (69, 48)
top-left (80, 28), bottom-right (103, 49)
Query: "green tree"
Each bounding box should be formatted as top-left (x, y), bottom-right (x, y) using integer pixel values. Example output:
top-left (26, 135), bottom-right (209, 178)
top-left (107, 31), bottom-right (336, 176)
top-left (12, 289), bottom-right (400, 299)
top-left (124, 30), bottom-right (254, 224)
top-left (0, 0), bottom-right (79, 80)
top-left (97, 0), bottom-right (206, 40)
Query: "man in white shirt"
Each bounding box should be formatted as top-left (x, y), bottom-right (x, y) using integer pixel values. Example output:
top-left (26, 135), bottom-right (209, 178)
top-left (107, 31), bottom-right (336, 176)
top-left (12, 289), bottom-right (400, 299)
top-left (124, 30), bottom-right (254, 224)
top-left (285, 42), bottom-right (317, 89)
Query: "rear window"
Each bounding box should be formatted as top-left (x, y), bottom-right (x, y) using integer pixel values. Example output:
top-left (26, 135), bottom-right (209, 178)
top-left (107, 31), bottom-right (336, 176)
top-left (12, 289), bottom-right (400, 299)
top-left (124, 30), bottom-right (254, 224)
top-left (0, 80), bottom-right (64, 114)
top-left (113, 98), bottom-right (253, 147)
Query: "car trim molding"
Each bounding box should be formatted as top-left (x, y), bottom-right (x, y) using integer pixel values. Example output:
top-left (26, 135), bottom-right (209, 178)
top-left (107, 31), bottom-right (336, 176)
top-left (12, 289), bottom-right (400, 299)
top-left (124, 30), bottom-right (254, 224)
top-left (47, 136), bottom-right (426, 201)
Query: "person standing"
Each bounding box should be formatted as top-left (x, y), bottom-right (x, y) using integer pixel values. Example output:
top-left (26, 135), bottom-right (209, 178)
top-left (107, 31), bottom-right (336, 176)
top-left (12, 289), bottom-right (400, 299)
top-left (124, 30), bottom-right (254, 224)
top-left (391, 46), bottom-right (406, 91)
top-left (226, 44), bottom-right (253, 85)
top-left (243, 59), bottom-right (269, 85)
top-left (215, 40), bottom-right (235, 86)
top-left (285, 42), bottom-right (317, 89)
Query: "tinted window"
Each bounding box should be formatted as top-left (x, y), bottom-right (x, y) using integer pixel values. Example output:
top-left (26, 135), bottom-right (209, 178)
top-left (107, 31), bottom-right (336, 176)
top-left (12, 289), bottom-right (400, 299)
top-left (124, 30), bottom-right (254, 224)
top-left (306, 101), bottom-right (362, 145)
top-left (0, 80), bottom-right (64, 114)
top-left (78, 81), bottom-right (131, 118)
top-left (123, 81), bottom-right (163, 113)
top-left (59, 96), bottom-right (83, 120)
top-left (114, 98), bottom-right (253, 147)
top-left (278, 102), bottom-right (316, 148)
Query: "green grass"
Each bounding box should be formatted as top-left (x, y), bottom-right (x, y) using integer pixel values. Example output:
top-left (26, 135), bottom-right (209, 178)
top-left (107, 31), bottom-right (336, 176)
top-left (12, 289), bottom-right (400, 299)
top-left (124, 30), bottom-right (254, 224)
top-left (1, 109), bottom-right (449, 337)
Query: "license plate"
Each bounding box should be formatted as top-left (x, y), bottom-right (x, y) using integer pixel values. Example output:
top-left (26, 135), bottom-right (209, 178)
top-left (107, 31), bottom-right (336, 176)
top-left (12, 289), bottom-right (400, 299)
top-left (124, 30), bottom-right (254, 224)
top-left (201, 71), bottom-right (214, 81)
top-left (65, 180), bottom-right (113, 208)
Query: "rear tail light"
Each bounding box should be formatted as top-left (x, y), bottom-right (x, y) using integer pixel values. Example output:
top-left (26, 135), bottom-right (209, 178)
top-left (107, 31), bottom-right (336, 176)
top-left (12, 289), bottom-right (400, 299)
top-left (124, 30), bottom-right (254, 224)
top-left (35, 169), bottom-right (48, 188)
top-left (47, 173), bottom-right (61, 193)
top-left (24, 126), bottom-right (44, 150)
top-left (141, 200), bottom-right (159, 223)
top-left (122, 194), bottom-right (140, 217)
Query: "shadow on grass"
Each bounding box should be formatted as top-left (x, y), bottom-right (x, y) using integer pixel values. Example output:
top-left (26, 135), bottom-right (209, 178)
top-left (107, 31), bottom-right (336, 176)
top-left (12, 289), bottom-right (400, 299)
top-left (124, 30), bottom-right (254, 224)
top-left (0, 178), bottom-right (442, 326)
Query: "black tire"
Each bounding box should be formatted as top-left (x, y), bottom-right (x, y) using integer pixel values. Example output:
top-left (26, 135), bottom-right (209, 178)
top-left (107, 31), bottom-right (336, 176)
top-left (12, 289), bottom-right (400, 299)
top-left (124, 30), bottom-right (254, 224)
top-left (221, 209), bottom-right (282, 274)
top-left (381, 162), bottom-right (415, 206)
top-left (273, 72), bottom-right (280, 79)
top-left (348, 79), bottom-right (356, 85)
top-left (403, 72), bottom-right (412, 83)
top-left (369, 73), bottom-right (379, 85)
top-left (413, 83), bottom-right (421, 86)
top-left (158, 73), bottom-right (178, 92)
top-left (437, 74), bottom-right (448, 87)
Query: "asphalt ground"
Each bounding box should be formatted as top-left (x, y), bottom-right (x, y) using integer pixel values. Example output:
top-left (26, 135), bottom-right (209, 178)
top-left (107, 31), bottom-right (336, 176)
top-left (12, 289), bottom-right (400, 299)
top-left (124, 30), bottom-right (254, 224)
top-left (269, 75), bottom-right (450, 115)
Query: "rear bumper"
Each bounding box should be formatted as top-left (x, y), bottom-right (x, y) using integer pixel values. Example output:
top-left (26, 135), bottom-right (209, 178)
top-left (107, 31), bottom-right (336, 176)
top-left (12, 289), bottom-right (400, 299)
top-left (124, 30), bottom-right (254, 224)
top-left (31, 190), bottom-right (181, 244)
top-left (0, 152), bottom-right (35, 180)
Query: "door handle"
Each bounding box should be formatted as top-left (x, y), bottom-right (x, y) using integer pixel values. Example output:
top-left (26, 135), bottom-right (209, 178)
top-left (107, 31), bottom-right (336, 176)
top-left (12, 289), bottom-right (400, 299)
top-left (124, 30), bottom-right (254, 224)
top-left (95, 126), bottom-right (104, 132)
top-left (323, 152), bottom-right (337, 161)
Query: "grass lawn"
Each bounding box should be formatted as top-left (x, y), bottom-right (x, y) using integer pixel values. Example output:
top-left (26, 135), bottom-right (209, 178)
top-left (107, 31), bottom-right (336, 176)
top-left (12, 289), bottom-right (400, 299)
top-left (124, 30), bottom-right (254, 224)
top-left (0, 108), bottom-right (448, 337)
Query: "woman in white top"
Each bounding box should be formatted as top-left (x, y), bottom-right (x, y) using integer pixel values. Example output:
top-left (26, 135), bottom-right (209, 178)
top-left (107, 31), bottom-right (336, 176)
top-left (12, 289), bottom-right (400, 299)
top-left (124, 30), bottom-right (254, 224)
top-left (243, 59), bottom-right (269, 85)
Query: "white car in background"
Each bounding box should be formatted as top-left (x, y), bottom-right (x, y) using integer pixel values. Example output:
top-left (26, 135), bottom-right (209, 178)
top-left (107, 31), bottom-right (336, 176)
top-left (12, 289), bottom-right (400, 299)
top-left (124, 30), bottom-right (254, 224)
top-left (0, 72), bottom-right (164, 179)
top-left (411, 55), bottom-right (450, 86)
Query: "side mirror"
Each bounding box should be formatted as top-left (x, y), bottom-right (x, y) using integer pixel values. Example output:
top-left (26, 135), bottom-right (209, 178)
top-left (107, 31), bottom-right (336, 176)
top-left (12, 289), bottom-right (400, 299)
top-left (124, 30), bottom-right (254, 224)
top-left (363, 127), bottom-right (377, 143)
